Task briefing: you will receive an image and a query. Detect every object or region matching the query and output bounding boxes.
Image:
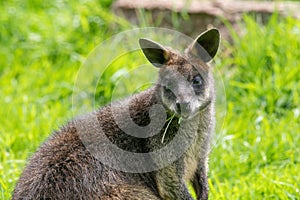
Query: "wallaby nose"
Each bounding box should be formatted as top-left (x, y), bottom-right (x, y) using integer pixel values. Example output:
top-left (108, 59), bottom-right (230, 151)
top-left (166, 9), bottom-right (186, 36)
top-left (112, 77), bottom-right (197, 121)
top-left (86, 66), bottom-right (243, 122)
top-left (175, 101), bottom-right (190, 115)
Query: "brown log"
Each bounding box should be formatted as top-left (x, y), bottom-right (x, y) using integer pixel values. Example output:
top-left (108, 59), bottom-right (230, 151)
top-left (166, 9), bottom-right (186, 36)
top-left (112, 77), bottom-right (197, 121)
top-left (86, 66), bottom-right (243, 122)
top-left (113, 0), bottom-right (300, 18)
top-left (112, 0), bottom-right (300, 40)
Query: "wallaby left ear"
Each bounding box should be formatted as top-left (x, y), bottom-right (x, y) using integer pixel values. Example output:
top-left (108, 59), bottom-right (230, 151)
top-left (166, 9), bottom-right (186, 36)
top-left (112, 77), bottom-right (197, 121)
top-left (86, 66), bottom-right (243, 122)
top-left (139, 38), bottom-right (170, 68)
top-left (188, 28), bottom-right (220, 62)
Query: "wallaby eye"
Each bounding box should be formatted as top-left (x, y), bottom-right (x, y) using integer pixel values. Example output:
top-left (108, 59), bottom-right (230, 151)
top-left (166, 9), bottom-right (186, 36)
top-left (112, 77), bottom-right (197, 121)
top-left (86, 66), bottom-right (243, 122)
top-left (192, 76), bottom-right (203, 87)
top-left (192, 76), bottom-right (203, 95)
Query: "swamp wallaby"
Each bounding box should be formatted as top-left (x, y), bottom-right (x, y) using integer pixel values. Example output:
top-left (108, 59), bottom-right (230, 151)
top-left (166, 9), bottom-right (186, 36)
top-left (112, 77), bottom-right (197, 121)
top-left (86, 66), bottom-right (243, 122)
top-left (13, 28), bottom-right (220, 200)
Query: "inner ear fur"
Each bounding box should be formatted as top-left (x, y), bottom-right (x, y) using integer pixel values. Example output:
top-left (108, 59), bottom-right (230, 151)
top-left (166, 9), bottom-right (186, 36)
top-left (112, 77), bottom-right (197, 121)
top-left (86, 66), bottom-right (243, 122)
top-left (139, 38), bottom-right (170, 68)
top-left (189, 28), bottom-right (220, 63)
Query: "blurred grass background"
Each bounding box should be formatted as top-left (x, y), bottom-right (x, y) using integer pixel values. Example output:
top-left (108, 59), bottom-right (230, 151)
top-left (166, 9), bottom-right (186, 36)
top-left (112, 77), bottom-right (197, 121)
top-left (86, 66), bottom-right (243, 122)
top-left (1, 0), bottom-right (300, 199)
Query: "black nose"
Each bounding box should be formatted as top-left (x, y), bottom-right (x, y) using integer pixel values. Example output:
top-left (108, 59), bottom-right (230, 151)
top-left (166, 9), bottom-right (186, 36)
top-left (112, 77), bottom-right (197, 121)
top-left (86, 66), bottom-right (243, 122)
top-left (175, 101), bottom-right (189, 114)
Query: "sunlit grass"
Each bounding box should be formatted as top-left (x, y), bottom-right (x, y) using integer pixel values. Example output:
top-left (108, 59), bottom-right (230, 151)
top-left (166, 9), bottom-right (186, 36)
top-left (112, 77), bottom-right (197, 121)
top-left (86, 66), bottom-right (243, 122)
top-left (210, 14), bottom-right (300, 199)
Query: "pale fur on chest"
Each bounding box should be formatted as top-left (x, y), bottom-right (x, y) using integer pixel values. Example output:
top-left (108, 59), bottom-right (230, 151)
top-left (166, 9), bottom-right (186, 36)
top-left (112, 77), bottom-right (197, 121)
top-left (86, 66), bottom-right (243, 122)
top-left (182, 111), bottom-right (211, 182)
top-left (183, 135), bottom-right (205, 182)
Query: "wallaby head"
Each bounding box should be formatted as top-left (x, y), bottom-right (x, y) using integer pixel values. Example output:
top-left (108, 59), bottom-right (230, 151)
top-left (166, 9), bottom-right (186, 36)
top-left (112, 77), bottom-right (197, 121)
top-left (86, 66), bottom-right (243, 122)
top-left (139, 29), bottom-right (220, 119)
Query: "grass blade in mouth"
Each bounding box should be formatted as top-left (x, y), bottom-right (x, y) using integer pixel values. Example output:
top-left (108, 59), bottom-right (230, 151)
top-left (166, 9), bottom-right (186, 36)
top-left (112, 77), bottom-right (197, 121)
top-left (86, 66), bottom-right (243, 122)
top-left (161, 113), bottom-right (176, 144)
top-left (178, 117), bottom-right (183, 124)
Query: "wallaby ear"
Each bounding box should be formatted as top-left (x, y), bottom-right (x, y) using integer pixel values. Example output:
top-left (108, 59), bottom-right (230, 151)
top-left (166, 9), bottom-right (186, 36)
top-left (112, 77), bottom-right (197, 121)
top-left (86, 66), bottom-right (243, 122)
top-left (139, 38), bottom-right (169, 68)
top-left (189, 28), bottom-right (220, 62)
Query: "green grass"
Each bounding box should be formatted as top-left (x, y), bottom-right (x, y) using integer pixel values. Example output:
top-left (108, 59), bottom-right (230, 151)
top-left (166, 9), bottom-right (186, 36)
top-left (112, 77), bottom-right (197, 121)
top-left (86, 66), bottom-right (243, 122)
top-left (210, 15), bottom-right (300, 199)
top-left (1, 0), bottom-right (300, 199)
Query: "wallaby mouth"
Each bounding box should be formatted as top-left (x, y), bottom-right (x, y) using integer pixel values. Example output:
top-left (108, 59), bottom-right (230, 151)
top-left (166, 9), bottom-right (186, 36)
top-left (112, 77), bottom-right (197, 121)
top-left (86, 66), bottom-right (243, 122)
top-left (175, 101), bottom-right (190, 118)
top-left (175, 99), bottom-right (212, 120)
top-left (174, 109), bottom-right (193, 120)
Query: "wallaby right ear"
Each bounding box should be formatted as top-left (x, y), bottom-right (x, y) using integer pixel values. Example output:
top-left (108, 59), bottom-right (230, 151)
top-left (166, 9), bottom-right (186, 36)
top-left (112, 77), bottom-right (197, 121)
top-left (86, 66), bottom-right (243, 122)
top-left (188, 28), bottom-right (220, 63)
top-left (139, 38), bottom-right (169, 68)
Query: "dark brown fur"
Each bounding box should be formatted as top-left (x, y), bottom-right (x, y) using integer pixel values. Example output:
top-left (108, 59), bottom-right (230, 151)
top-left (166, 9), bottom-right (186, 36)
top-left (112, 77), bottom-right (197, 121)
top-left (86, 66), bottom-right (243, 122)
top-left (13, 29), bottom-right (220, 200)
